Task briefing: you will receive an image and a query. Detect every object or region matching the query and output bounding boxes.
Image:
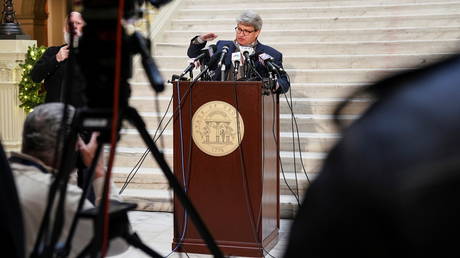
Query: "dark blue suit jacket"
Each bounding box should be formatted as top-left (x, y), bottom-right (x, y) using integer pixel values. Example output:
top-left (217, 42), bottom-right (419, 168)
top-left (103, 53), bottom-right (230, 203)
top-left (187, 37), bottom-right (290, 93)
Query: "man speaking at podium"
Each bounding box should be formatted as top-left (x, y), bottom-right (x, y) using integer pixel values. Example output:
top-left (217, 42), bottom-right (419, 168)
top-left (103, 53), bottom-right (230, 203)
top-left (187, 10), bottom-right (290, 93)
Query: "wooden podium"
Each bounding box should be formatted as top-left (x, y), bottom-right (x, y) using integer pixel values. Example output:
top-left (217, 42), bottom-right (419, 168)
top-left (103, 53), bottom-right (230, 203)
top-left (172, 81), bottom-right (280, 257)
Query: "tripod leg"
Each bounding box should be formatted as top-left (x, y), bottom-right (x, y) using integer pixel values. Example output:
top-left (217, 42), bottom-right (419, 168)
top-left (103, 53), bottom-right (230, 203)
top-left (123, 232), bottom-right (163, 258)
top-left (124, 106), bottom-right (224, 258)
top-left (60, 139), bottom-right (104, 258)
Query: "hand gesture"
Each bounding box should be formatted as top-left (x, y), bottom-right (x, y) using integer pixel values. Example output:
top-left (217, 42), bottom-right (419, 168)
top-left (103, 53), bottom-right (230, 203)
top-left (56, 45), bottom-right (69, 62)
top-left (77, 132), bottom-right (105, 179)
top-left (199, 33), bottom-right (218, 42)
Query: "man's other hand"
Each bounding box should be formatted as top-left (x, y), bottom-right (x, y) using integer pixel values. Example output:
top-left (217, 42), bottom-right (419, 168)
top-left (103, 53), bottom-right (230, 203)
top-left (56, 45), bottom-right (69, 62)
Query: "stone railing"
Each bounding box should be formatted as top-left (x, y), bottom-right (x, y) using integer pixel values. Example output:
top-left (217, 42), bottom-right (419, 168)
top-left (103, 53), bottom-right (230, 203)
top-left (0, 40), bottom-right (36, 152)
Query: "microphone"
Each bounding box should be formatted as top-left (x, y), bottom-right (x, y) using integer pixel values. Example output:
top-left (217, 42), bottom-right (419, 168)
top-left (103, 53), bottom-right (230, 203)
top-left (258, 53), bottom-right (280, 74)
top-left (258, 53), bottom-right (286, 74)
top-left (193, 44), bottom-right (216, 63)
top-left (231, 52), bottom-right (242, 76)
top-left (240, 46), bottom-right (254, 63)
top-left (179, 44), bottom-right (217, 77)
top-left (197, 44), bottom-right (216, 66)
top-left (206, 44), bottom-right (217, 61)
top-left (179, 59), bottom-right (197, 78)
top-left (217, 46), bottom-right (230, 68)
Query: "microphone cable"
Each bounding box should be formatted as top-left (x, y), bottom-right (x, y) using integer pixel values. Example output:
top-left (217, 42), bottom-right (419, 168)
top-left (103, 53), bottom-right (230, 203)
top-left (278, 72), bottom-right (312, 206)
top-left (118, 79), bottom-right (201, 257)
top-left (165, 79), bottom-right (197, 258)
top-left (117, 0), bottom-right (163, 196)
top-left (256, 87), bottom-right (281, 258)
top-left (118, 78), bottom-right (200, 194)
top-left (233, 81), bottom-right (260, 244)
top-left (281, 72), bottom-right (311, 184)
top-left (287, 75), bottom-right (300, 203)
top-left (271, 89), bottom-right (301, 207)
top-left (118, 94), bottom-right (173, 194)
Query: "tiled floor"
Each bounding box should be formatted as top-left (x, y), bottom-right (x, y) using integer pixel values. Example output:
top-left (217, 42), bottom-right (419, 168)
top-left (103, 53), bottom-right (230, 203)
top-left (111, 211), bottom-right (292, 258)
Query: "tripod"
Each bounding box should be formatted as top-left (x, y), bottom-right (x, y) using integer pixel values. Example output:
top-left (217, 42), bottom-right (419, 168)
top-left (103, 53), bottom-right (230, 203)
top-left (76, 201), bottom-right (162, 258)
top-left (51, 106), bottom-right (224, 258)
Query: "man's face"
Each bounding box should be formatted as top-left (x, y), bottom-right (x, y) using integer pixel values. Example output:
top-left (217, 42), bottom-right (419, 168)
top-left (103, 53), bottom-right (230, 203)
top-left (67, 12), bottom-right (85, 36)
top-left (235, 23), bottom-right (260, 46)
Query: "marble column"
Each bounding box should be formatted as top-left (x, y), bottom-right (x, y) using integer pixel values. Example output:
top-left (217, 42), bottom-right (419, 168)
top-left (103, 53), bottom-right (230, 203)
top-left (0, 39), bottom-right (35, 151)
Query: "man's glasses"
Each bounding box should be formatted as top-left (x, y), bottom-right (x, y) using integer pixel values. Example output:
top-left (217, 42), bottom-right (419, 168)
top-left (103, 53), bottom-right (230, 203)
top-left (235, 27), bottom-right (256, 36)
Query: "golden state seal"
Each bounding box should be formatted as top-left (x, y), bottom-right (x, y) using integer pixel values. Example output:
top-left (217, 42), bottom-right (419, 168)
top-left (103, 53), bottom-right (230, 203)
top-left (192, 101), bottom-right (245, 157)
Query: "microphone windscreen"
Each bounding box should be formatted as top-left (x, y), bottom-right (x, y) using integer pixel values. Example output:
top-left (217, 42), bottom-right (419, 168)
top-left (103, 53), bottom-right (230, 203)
top-left (240, 46), bottom-right (254, 56)
top-left (208, 44), bottom-right (217, 56)
top-left (207, 50), bottom-right (222, 69)
top-left (259, 53), bottom-right (274, 64)
top-left (232, 52), bottom-right (242, 64)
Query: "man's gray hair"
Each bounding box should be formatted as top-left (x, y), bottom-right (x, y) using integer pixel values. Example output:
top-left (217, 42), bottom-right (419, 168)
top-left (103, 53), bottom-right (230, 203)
top-left (22, 103), bottom-right (75, 166)
top-left (236, 10), bottom-right (263, 31)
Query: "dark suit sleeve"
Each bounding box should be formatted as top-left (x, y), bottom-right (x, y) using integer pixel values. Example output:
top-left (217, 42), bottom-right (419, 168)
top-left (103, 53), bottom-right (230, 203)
top-left (187, 36), bottom-right (207, 58)
top-left (30, 47), bottom-right (61, 83)
top-left (273, 52), bottom-right (290, 94)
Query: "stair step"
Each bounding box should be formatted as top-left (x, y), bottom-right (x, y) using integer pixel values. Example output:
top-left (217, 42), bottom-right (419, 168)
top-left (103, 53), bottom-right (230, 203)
top-left (134, 67), bottom-right (410, 84)
top-left (149, 53), bottom-right (449, 70)
top-left (113, 167), bottom-right (314, 196)
top-left (170, 14), bottom-right (460, 30)
top-left (159, 26), bottom-right (460, 43)
top-left (118, 187), bottom-right (303, 218)
top-left (185, 0), bottom-right (460, 7)
top-left (177, 2), bottom-right (460, 19)
top-left (119, 128), bottom-right (340, 153)
top-left (152, 40), bottom-right (460, 56)
top-left (121, 111), bottom-right (356, 134)
top-left (129, 94), bottom-right (372, 115)
top-left (112, 146), bottom-right (327, 171)
top-left (131, 80), bottom-right (369, 98)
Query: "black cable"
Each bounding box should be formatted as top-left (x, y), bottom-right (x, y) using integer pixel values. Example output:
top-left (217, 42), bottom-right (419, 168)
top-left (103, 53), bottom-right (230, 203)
top-left (272, 84), bottom-right (301, 207)
top-left (122, 80), bottom-right (199, 257)
top-left (118, 94), bottom-right (173, 194)
top-left (232, 81), bottom-right (260, 243)
top-left (119, 79), bottom-right (199, 193)
top-left (277, 138), bottom-right (302, 207)
top-left (281, 73), bottom-right (311, 185)
top-left (263, 248), bottom-right (278, 258)
top-left (286, 75), bottom-right (300, 202)
top-left (170, 79), bottom-right (195, 256)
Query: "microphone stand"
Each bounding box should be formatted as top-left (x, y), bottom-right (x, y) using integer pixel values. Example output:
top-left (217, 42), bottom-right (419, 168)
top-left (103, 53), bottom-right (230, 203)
top-left (220, 64), bottom-right (226, 82)
top-left (247, 60), bottom-right (263, 81)
top-left (193, 64), bottom-right (212, 82)
top-left (233, 61), bottom-right (240, 80)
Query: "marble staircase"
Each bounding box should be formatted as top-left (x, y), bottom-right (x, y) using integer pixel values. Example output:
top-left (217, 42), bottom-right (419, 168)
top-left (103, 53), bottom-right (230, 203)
top-left (113, 0), bottom-right (460, 219)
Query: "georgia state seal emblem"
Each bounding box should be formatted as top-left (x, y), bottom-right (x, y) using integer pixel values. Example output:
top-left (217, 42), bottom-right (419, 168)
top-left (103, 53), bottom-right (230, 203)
top-left (192, 101), bottom-right (245, 157)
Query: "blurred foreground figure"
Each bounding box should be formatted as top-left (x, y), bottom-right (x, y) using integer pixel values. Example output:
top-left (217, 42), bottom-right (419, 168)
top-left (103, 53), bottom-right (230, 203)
top-left (9, 103), bottom-right (126, 257)
top-left (284, 54), bottom-right (460, 258)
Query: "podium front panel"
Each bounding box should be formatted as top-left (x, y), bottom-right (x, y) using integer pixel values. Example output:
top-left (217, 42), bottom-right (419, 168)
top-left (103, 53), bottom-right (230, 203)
top-left (172, 81), bottom-right (279, 257)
